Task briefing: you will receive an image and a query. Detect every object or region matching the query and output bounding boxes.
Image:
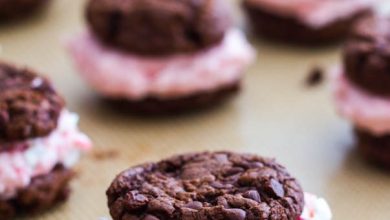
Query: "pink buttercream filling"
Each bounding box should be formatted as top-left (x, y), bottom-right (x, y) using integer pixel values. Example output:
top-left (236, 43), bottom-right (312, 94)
top-left (0, 110), bottom-right (92, 200)
top-left (332, 68), bottom-right (390, 136)
top-left (66, 28), bottom-right (255, 100)
top-left (251, 0), bottom-right (378, 28)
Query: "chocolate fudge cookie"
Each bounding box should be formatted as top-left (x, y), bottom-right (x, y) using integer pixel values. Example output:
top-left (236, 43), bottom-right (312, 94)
top-left (107, 152), bottom-right (304, 220)
top-left (104, 82), bottom-right (240, 115)
top-left (86, 0), bottom-right (232, 56)
top-left (0, 0), bottom-right (50, 21)
top-left (344, 16), bottom-right (390, 97)
top-left (356, 128), bottom-right (390, 169)
top-left (243, 0), bottom-right (372, 45)
top-left (0, 165), bottom-right (74, 220)
top-left (0, 62), bottom-right (64, 142)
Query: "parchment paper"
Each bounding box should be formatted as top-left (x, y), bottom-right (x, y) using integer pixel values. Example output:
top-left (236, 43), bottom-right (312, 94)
top-left (0, 1), bottom-right (388, 219)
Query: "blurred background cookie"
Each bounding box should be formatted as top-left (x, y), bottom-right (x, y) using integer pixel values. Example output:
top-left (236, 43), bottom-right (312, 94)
top-left (0, 0), bottom-right (51, 22)
top-left (67, 0), bottom-right (255, 114)
top-left (243, 0), bottom-right (377, 45)
top-left (332, 16), bottom-right (390, 170)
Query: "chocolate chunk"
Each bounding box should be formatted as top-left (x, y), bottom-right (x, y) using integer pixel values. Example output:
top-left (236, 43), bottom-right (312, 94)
top-left (224, 208), bottom-right (246, 220)
top-left (107, 152), bottom-right (304, 220)
top-left (243, 190), bottom-right (261, 202)
top-left (265, 179), bottom-right (285, 199)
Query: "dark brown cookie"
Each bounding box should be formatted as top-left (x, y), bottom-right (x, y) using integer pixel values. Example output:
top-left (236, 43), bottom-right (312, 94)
top-left (107, 152), bottom-right (304, 220)
top-left (0, 165), bottom-right (74, 220)
top-left (243, 1), bottom-right (371, 45)
top-left (356, 128), bottom-right (390, 170)
top-left (104, 82), bottom-right (240, 115)
top-left (0, 0), bottom-right (50, 21)
top-left (0, 62), bottom-right (64, 142)
top-left (86, 0), bottom-right (232, 56)
top-left (344, 16), bottom-right (390, 97)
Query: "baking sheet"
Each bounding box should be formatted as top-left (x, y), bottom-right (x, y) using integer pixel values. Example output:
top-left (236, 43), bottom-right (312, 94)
top-left (0, 0), bottom-right (389, 219)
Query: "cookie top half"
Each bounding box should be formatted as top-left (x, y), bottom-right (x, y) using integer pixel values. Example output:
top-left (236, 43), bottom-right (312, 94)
top-left (344, 16), bottom-right (390, 97)
top-left (107, 152), bottom-right (304, 220)
top-left (0, 62), bottom-right (64, 142)
top-left (0, 0), bottom-right (49, 21)
top-left (86, 0), bottom-right (232, 56)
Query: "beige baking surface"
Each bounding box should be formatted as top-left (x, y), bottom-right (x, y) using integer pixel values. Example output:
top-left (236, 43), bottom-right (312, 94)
top-left (0, 0), bottom-right (389, 219)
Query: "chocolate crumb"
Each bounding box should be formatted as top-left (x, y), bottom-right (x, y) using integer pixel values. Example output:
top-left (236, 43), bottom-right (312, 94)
top-left (92, 149), bottom-right (119, 160)
top-left (305, 66), bottom-right (324, 87)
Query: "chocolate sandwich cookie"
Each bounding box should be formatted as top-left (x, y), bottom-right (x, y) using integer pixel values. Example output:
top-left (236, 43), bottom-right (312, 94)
top-left (107, 152), bottom-right (305, 220)
top-left (86, 0), bottom-right (231, 56)
top-left (105, 82), bottom-right (240, 114)
top-left (356, 129), bottom-right (390, 169)
top-left (68, 0), bottom-right (255, 114)
top-left (0, 61), bottom-right (92, 219)
top-left (0, 165), bottom-right (73, 220)
top-left (243, 0), bottom-right (373, 45)
top-left (332, 16), bottom-right (390, 171)
top-left (344, 16), bottom-right (390, 97)
top-left (0, 0), bottom-right (50, 21)
top-left (0, 62), bottom-right (64, 142)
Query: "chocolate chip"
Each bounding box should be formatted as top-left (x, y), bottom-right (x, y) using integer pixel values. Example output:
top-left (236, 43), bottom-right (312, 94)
top-left (143, 215), bottom-right (159, 220)
top-left (265, 179), bottom-right (285, 199)
top-left (217, 197), bottom-right (229, 208)
top-left (224, 208), bottom-right (246, 220)
top-left (243, 190), bottom-right (261, 202)
top-left (185, 201), bottom-right (203, 210)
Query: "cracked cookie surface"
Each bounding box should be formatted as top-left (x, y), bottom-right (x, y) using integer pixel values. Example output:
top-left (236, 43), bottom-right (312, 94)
top-left (86, 0), bottom-right (232, 56)
top-left (0, 62), bottom-right (64, 142)
top-left (107, 152), bottom-right (304, 220)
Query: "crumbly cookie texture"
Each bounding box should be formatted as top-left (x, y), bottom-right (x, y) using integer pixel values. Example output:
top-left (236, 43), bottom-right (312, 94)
top-left (107, 152), bottom-right (304, 220)
top-left (0, 165), bottom-right (73, 220)
top-left (0, 62), bottom-right (64, 142)
top-left (86, 0), bottom-right (232, 55)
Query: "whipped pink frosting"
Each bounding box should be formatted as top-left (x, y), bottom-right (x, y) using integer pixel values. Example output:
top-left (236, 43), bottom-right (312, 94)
top-left (332, 69), bottom-right (390, 136)
top-left (67, 29), bottom-right (255, 100)
top-left (300, 193), bottom-right (332, 220)
top-left (0, 110), bottom-right (92, 200)
top-left (251, 0), bottom-right (378, 28)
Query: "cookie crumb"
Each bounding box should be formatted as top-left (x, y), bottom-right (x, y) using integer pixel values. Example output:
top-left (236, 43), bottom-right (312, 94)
top-left (92, 149), bottom-right (118, 160)
top-left (305, 66), bottom-right (324, 87)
